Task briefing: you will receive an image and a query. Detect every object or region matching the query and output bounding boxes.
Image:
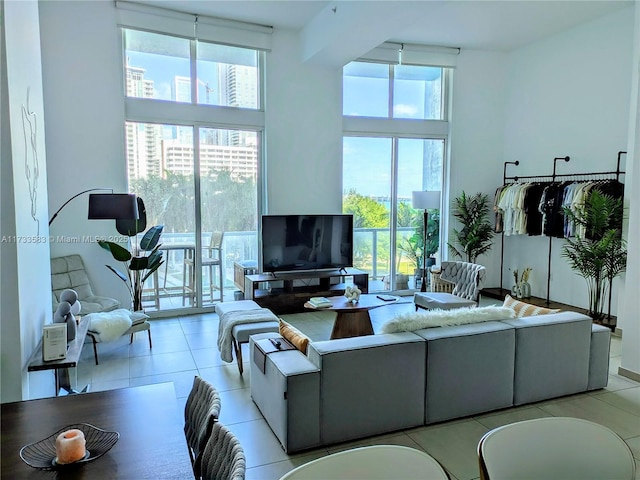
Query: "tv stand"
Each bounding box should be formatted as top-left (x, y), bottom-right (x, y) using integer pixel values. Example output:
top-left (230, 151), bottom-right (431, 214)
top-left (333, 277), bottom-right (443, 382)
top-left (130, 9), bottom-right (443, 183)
top-left (244, 268), bottom-right (369, 315)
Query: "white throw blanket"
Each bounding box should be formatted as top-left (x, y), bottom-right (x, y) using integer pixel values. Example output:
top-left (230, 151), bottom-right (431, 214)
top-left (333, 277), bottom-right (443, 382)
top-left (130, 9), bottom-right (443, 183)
top-left (87, 309), bottom-right (133, 342)
top-left (217, 308), bottom-right (279, 362)
top-left (381, 306), bottom-right (516, 334)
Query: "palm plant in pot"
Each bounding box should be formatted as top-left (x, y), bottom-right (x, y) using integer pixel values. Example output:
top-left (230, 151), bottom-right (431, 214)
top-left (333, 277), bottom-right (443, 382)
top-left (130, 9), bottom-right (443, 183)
top-left (398, 207), bottom-right (440, 288)
top-left (98, 198), bottom-right (164, 311)
top-left (448, 191), bottom-right (494, 263)
top-left (561, 190), bottom-right (626, 321)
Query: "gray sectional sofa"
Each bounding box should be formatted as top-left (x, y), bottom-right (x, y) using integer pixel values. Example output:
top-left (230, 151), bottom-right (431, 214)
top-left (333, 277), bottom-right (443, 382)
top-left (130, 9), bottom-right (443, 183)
top-left (249, 311), bottom-right (611, 453)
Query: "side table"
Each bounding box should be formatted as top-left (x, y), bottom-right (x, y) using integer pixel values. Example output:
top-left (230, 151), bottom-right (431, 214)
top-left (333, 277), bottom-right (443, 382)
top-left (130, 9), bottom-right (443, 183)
top-left (27, 317), bottom-right (90, 395)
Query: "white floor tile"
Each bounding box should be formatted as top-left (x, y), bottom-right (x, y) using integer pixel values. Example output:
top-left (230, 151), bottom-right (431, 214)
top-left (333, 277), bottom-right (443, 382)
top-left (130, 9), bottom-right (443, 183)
top-left (129, 351), bottom-right (196, 378)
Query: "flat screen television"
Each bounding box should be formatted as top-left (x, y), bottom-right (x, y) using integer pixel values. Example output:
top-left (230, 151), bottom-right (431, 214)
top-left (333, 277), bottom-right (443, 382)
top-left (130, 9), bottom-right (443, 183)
top-left (261, 214), bottom-right (354, 273)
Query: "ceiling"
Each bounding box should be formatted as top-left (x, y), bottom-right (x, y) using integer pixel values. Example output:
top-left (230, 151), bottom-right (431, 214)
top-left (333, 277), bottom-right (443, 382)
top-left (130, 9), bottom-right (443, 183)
top-left (136, 0), bottom-right (632, 65)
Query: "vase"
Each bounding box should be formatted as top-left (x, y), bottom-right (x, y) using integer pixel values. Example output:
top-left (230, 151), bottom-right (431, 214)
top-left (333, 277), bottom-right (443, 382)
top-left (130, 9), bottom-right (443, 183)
top-left (519, 281), bottom-right (531, 298)
top-left (511, 284), bottom-right (521, 298)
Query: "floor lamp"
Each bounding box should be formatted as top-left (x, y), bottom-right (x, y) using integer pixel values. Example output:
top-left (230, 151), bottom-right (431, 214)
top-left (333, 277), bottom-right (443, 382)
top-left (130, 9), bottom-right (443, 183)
top-left (49, 188), bottom-right (138, 226)
top-left (412, 191), bottom-right (441, 292)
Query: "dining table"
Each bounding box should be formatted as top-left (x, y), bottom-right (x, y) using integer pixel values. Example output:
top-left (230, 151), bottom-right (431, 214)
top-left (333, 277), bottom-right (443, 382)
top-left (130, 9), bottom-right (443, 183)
top-left (1, 382), bottom-right (192, 479)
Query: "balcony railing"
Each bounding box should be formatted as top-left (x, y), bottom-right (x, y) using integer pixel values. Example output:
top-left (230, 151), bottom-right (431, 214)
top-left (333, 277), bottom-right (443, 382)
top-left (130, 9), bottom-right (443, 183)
top-left (144, 227), bottom-right (417, 310)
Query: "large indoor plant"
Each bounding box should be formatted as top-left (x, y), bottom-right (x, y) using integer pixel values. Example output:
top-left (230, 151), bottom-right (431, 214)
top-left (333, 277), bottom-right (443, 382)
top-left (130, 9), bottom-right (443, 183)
top-left (98, 198), bottom-right (164, 311)
top-left (448, 191), bottom-right (494, 263)
top-left (561, 190), bottom-right (626, 321)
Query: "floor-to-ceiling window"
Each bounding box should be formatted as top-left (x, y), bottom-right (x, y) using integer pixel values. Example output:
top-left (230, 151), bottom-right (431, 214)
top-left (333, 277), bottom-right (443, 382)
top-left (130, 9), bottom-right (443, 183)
top-left (122, 25), bottom-right (265, 312)
top-left (343, 53), bottom-right (451, 291)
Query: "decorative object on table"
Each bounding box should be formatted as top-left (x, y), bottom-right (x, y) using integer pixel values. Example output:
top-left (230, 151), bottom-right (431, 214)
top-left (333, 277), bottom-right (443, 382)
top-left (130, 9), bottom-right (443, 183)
top-left (344, 285), bottom-right (361, 303)
top-left (19, 423), bottom-right (119, 470)
top-left (562, 190), bottom-right (627, 321)
top-left (448, 191), bottom-right (494, 263)
top-left (307, 296), bottom-right (332, 308)
top-left (53, 289), bottom-right (81, 342)
top-left (42, 323), bottom-right (68, 361)
top-left (55, 429), bottom-right (86, 465)
top-left (410, 190), bottom-right (441, 292)
top-left (98, 197), bottom-right (164, 312)
top-left (511, 268), bottom-right (532, 299)
top-left (49, 188), bottom-right (138, 226)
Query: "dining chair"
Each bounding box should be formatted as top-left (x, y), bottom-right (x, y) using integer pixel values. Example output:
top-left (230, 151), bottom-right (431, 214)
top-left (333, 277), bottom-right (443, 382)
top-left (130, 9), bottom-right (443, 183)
top-left (477, 417), bottom-right (636, 480)
top-left (278, 445), bottom-right (450, 479)
top-left (184, 232), bottom-right (225, 304)
top-left (184, 376), bottom-right (222, 478)
top-left (199, 421), bottom-right (246, 480)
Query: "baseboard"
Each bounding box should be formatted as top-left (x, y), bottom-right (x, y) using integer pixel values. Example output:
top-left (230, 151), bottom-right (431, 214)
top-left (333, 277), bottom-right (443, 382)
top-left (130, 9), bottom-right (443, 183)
top-left (618, 366), bottom-right (640, 383)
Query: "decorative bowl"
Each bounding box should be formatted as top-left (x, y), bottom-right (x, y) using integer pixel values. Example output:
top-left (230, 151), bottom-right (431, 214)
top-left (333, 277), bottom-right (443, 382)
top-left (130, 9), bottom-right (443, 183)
top-left (20, 423), bottom-right (119, 470)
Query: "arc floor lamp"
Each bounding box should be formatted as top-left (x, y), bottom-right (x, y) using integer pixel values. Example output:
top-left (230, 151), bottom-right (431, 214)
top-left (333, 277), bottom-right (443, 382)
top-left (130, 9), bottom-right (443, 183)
top-left (49, 188), bottom-right (138, 226)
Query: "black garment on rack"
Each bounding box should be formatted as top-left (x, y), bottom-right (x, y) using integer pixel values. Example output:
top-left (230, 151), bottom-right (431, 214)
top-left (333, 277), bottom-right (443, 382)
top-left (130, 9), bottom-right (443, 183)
top-left (541, 182), bottom-right (570, 238)
top-left (523, 183), bottom-right (547, 236)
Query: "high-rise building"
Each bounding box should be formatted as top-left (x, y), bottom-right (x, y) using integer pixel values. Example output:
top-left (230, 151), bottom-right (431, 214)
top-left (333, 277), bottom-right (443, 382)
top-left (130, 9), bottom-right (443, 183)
top-left (125, 63), bottom-right (162, 178)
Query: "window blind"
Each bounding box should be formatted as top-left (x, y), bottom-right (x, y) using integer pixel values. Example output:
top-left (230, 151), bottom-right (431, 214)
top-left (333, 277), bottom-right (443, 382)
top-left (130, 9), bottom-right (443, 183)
top-left (115, 1), bottom-right (273, 51)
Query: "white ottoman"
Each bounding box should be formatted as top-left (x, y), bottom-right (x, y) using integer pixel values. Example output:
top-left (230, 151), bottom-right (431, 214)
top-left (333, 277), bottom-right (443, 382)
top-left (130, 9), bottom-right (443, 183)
top-left (414, 292), bottom-right (476, 311)
top-left (215, 300), bottom-right (279, 375)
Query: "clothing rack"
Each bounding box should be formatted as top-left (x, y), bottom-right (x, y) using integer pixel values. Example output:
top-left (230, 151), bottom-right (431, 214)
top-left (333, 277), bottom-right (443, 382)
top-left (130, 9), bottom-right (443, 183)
top-left (498, 152), bottom-right (626, 305)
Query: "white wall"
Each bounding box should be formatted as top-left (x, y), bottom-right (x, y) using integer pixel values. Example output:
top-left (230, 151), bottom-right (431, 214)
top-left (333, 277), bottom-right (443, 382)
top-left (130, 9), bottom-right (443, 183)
top-left (500, 7), bottom-right (634, 313)
top-left (265, 30), bottom-right (343, 215)
top-left (39, 0), bottom-right (135, 308)
top-left (1, 0), bottom-right (52, 402)
top-left (619, 3), bottom-right (640, 379)
top-left (448, 50), bottom-right (508, 284)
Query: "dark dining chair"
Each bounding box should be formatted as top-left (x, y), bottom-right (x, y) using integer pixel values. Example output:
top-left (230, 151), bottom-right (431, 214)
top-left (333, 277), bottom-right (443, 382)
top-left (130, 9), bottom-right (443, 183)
top-left (184, 376), bottom-right (222, 478)
top-left (199, 421), bottom-right (246, 480)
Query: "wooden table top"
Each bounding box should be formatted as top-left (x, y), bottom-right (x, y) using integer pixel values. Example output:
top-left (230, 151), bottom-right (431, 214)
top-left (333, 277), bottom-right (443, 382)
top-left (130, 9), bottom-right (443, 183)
top-left (1, 383), bottom-right (192, 479)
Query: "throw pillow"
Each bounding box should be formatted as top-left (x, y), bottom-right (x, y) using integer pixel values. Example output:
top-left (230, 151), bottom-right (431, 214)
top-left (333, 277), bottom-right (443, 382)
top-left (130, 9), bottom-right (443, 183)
top-left (279, 319), bottom-right (310, 354)
top-left (130, 311), bottom-right (150, 325)
top-left (503, 294), bottom-right (561, 317)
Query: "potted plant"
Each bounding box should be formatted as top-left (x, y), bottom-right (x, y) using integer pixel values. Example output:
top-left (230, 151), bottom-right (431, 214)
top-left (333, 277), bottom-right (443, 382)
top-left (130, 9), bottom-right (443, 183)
top-left (562, 190), bottom-right (626, 321)
top-left (98, 198), bottom-right (165, 311)
top-left (398, 209), bottom-right (440, 287)
top-left (448, 191), bottom-right (494, 263)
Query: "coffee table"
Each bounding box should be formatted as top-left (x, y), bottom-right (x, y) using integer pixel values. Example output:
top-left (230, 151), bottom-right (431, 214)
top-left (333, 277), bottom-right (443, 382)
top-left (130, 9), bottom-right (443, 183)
top-left (305, 294), bottom-right (398, 340)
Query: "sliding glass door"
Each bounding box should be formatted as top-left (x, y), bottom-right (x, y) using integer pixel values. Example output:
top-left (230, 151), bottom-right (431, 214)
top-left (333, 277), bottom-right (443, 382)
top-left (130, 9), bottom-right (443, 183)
top-left (126, 122), bottom-right (259, 312)
top-left (343, 136), bottom-right (443, 292)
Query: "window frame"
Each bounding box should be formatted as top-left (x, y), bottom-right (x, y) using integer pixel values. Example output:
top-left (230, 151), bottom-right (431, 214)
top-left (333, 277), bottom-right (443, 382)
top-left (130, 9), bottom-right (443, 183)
top-left (342, 61), bottom-right (452, 293)
top-left (120, 27), bottom-right (266, 312)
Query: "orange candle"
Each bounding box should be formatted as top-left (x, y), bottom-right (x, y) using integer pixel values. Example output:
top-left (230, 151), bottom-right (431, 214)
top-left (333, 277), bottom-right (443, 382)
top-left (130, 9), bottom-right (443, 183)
top-left (55, 429), bottom-right (86, 464)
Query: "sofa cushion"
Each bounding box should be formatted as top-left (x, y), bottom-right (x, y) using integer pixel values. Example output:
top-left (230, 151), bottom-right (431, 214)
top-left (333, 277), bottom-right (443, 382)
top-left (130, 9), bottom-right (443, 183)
top-left (279, 319), bottom-right (310, 354)
top-left (503, 294), bottom-right (561, 317)
top-left (502, 312), bottom-right (592, 404)
top-left (415, 322), bottom-right (516, 423)
top-left (381, 306), bottom-right (515, 333)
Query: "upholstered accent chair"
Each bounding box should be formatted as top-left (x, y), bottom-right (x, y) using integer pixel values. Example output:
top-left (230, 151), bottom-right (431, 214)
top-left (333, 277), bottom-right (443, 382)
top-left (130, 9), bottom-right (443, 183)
top-left (51, 255), bottom-right (120, 314)
top-left (414, 261), bottom-right (486, 311)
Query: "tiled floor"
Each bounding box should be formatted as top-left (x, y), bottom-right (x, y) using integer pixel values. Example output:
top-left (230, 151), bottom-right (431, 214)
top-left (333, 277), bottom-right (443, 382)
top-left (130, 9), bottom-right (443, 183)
top-left (30, 298), bottom-right (640, 480)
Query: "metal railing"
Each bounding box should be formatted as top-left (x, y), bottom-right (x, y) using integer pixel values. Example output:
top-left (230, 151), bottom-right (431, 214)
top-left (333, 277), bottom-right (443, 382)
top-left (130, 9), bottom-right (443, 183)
top-left (147, 227), bottom-right (416, 309)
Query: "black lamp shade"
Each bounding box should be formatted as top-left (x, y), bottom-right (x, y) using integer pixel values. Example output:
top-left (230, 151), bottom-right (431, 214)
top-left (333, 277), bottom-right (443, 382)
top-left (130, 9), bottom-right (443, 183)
top-left (88, 194), bottom-right (139, 220)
